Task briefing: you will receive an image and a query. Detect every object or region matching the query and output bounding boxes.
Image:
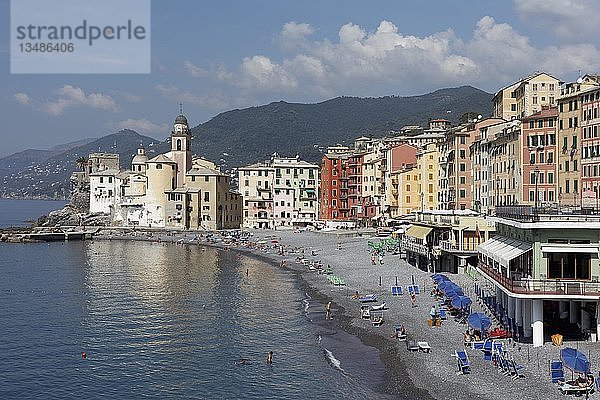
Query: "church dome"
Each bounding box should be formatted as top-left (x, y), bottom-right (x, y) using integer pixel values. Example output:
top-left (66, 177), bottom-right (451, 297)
top-left (132, 153), bottom-right (148, 164)
top-left (175, 114), bottom-right (188, 125)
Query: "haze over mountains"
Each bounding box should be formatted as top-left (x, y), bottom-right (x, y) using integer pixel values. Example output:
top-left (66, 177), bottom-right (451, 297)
top-left (0, 86), bottom-right (493, 199)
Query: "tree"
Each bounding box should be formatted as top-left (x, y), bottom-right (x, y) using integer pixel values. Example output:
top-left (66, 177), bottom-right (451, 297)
top-left (76, 156), bottom-right (88, 171)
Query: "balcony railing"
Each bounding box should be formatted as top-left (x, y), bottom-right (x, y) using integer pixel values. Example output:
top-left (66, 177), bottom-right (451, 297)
top-left (478, 261), bottom-right (600, 296)
top-left (439, 240), bottom-right (478, 253)
top-left (400, 239), bottom-right (429, 256)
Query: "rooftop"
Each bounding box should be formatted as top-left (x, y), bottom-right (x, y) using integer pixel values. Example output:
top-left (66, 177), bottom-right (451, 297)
top-left (493, 205), bottom-right (600, 228)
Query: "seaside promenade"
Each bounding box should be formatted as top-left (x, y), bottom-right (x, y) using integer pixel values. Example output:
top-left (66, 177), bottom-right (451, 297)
top-left (96, 228), bottom-right (598, 400)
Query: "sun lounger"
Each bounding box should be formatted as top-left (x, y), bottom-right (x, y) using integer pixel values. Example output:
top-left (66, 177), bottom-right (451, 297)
top-left (391, 286), bottom-right (403, 296)
top-left (508, 359), bottom-right (525, 380)
top-left (455, 350), bottom-right (470, 374)
top-left (360, 305), bottom-right (371, 319)
top-left (482, 339), bottom-right (493, 362)
top-left (394, 325), bottom-right (407, 341)
top-left (407, 285), bottom-right (420, 295)
top-left (371, 302), bottom-right (386, 311)
top-left (439, 308), bottom-right (447, 320)
top-left (406, 340), bottom-right (419, 352)
top-left (371, 310), bottom-right (384, 326)
top-left (359, 294), bottom-right (377, 303)
top-left (417, 341), bottom-right (431, 353)
top-left (558, 380), bottom-right (595, 396)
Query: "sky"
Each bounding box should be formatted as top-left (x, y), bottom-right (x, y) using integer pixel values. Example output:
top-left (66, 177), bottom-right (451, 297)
top-left (1, 0), bottom-right (600, 157)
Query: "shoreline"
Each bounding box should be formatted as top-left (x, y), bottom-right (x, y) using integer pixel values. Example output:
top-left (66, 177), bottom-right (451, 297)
top-left (82, 228), bottom-right (596, 399)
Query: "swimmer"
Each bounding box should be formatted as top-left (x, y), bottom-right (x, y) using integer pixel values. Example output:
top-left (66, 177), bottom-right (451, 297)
top-left (267, 351), bottom-right (273, 365)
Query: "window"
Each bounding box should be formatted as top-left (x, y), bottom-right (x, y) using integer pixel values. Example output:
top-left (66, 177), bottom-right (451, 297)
top-left (530, 172), bottom-right (536, 184)
top-left (460, 149), bottom-right (466, 159)
top-left (460, 176), bottom-right (466, 184)
top-left (204, 192), bottom-right (209, 202)
top-left (460, 163), bottom-right (466, 172)
top-left (548, 253), bottom-right (590, 280)
top-left (548, 172), bottom-right (554, 184)
top-left (405, 196), bottom-right (410, 203)
top-left (574, 160), bottom-right (578, 171)
top-left (459, 189), bottom-right (466, 198)
top-left (529, 190), bottom-right (535, 201)
top-left (538, 120), bottom-right (543, 128)
top-left (406, 184), bottom-right (411, 191)
top-left (205, 176), bottom-right (209, 182)
top-left (548, 191), bottom-right (554, 202)
top-left (460, 136), bottom-right (466, 144)
top-left (539, 152), bottom-right (545, 163)
top-left (529, 121), bottom-right (535, 129)
top-left (156, 164), bottom-right (162, 170)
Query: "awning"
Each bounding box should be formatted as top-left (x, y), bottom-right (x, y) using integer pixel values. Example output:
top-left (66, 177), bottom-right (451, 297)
top-left (305, 189), bottom-right (315, 194)
top-left (477, 235), bottom-right (532, 268)
top-left (405, 225), bottom-right (433, 240)
top-left (541, 245), bottom-right (599, 254)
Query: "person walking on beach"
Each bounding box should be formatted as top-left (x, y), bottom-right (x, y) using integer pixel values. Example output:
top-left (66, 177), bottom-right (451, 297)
top-left (430, 305), bottom-right (437, 326)
top-left (410, 292), bottom-right (416, 307)
top-left (370, 252), bottom-right (376, 265)
top-left (325, 301), bottom-right (332, 320)
top-left (267, 351), bottom-right (273, 365)
top-left (378, 253), bottom-right (384, 265)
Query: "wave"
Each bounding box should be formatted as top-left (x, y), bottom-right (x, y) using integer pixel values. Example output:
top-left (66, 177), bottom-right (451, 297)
top-left (323, 348), bottom-right (345, 374)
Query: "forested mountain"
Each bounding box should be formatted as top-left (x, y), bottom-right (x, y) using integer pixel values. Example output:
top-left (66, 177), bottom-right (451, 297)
top-left (0, 86), bottom-right (493, 199)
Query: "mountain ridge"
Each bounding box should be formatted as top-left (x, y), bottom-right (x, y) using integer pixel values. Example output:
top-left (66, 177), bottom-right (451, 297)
top-left (0, 85), bottom-right (493, 199)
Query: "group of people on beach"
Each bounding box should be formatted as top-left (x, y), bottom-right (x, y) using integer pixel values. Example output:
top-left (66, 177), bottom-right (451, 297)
top-left (370, 251), bottom-right (384, 265)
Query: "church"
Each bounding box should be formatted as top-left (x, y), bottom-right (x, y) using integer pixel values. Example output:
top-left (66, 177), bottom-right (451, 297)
top-left (88, 112), bottom-right (242, 230)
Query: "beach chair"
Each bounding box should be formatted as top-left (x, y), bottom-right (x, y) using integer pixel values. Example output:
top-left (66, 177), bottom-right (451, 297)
top-left (406, 340), bottom-right (419, 352)
top-left (509, 359), bottom-right (525, 380)
top-left (482, 339), bottom-right (493, 362)
top-left (549, 360), bottom-right (565, 383)
top-left (371, 310), bottom-right (384, 326)
top-left (439, 308), bottom-right (447, 320)
top-left (455, 350), bottom-right (471, 374)
top-left (394, 286), bottom-right (403, 295)
top-left (417, 341), bottom-right (431, 353)
top-left (394, 325), bottom-right (407, 342)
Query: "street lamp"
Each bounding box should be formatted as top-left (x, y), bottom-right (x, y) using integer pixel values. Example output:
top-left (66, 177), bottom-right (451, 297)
top-left (534, 166), bottom-right (540, 214)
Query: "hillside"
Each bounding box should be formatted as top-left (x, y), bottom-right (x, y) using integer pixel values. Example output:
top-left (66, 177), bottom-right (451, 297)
top-left (0, 130), bottom-right (165, 199)
top-left (190, 85), bottom-right (493, 168)
top-left (0, 85), bottom-right (493, 199)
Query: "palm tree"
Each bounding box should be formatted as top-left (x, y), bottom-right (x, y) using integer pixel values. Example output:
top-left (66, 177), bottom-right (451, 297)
top-left (76, 156), bottom-right (88, 171)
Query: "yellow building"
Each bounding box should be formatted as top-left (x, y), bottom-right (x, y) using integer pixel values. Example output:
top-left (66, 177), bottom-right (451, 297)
top-left (493, 72), bottom-right (562, 120)
top-left (395, 166), bottom-right (420, 216)
top-left (416, 142), bottom-right (439, 210)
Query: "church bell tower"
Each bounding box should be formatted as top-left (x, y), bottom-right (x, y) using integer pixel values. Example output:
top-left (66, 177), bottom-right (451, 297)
top-left (171, 104), bottom-right (192, 188)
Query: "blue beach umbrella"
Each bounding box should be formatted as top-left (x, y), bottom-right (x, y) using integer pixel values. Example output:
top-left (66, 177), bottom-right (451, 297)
top-left (451, 295), bottom-right (472, 309)
top-left (467, 312), bottom-right (491, 332)
top-left (561, 347), bottom-right (591, 374)
top-left (432, 274), bottom-right (450, 282)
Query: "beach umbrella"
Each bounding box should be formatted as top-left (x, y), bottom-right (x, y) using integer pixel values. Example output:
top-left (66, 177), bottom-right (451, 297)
top-left (561, 347), bottom-right (591, 374)
top-left (451, 295), bottom-right (472, 309)
top-left (432, 274), bottom-right (450, 282)
top-left (468, 312), bottom-right (491, 332)
top-left (437, 281), bottom-right (454, 290)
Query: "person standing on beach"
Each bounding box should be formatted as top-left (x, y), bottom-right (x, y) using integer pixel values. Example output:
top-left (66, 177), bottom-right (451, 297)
top-left (325, 301), bottom-right (332, 320)
top-left (410, 292), bottom-right (416, 307)
top-left (370, 253), bottom-right (376, 265)
top-left (378, 253), bottom-right (384, 265)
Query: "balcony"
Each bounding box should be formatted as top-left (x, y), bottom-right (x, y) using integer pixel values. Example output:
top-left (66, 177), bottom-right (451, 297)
top-left (439, 240), bottom-right (478, 253)
top-left (477, 261), bottom-right (600, 297)
top-left (400, 239), bottom-right (429, 256)
top-left (256, 185), bottom-right (271, 192)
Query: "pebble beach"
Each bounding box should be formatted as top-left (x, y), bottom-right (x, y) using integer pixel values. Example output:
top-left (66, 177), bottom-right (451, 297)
top-left (97, 228), bottom-right (600, 400)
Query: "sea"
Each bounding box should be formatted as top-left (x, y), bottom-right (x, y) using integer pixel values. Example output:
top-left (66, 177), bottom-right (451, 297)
top-left (0, 199), bottom-right (68, 228)
top-left (0, 199), bottom-right (393, 399)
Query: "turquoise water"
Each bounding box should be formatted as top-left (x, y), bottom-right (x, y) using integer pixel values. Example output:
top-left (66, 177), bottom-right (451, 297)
top-left (0, 199), bottom-right (67, 227)
top-left (0, 238), bottom-right (391, 399)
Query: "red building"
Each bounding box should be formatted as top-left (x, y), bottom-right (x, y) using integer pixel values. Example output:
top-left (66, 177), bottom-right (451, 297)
top-left (320, 150), bottom-right (364, 221)
top-left (522, 106), bottom-right (558, 206)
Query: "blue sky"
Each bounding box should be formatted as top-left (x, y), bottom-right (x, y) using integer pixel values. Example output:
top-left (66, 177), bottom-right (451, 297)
top-left (1, 0), bottom-right (599, 157)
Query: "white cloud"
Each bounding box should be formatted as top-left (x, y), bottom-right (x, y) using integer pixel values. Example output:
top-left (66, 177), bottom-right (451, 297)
top-left (43, 85), bottom-right (118, 116)
top-left (201, 17), bottom-right (600, 99)
top-left (155, 84), bottom-right (229, 111)
top-left (279, 22), bottom-right (314, 49)
top-left (14, 93), bottom-right (31, 106)
top-left (184, 60), bottom-right (208, 78)
top-left (114, 118), bottom-right (168, 135)
top-left (514, 0), bottom-right (599, 40)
